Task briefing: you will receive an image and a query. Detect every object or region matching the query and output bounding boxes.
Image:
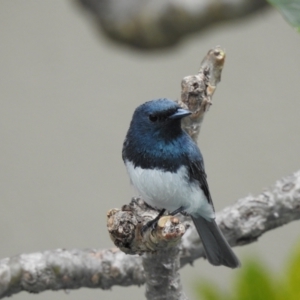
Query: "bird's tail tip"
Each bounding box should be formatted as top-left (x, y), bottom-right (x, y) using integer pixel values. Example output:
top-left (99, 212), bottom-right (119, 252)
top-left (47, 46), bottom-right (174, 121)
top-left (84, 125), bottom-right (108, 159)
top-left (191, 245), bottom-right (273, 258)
top-left (191, 215), bottom-right (241, 269)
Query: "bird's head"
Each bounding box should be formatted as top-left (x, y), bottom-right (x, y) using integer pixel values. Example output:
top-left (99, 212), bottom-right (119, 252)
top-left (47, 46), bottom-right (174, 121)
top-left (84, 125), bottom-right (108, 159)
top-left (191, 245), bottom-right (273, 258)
top-left (128, 98), bottom-right (191, 139)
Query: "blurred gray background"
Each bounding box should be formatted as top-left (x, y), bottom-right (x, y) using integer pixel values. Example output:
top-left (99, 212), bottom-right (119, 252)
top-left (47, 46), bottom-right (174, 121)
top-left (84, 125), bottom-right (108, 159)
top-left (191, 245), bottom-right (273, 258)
top-left (1, 1), bottom-right (300, 299)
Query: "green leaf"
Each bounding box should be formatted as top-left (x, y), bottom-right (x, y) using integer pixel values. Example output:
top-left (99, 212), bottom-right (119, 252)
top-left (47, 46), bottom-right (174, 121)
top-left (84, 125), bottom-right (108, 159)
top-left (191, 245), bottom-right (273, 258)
top-left (267, 0), bottom-right (300, 31)
top-left (233, 259), bottom-right (278, 300)
top-left (194, 280), bottom-right (226, 300)
top-left (284, 240), bottom-right (300, 299)
top-left (194, 239), bottom-right (300, 300)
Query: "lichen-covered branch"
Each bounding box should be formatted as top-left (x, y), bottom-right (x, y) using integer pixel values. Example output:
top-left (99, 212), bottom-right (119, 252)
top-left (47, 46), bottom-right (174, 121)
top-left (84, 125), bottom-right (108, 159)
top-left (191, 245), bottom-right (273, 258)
top-left (1, 171), bottom-right (300, 298)
top-left (0, 248), bottom-right (144, 298)
top-left (76, 0), bottom-right (268, 49)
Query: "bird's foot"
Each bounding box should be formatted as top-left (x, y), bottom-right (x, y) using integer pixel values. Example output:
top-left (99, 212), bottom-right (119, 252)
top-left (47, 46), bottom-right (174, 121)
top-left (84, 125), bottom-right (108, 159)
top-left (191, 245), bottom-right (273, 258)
top-left (170, 206), bottom-right (189, 216)
top-left (141, 209), bottom-right (166, 235)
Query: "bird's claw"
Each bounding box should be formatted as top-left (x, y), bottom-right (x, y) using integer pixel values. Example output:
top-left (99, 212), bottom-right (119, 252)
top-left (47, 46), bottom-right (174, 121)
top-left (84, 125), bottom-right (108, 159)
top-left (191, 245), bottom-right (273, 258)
top-left (141, 208), bottom-right (166, 236)
top-left (141, 219), bottom-right (158, 235)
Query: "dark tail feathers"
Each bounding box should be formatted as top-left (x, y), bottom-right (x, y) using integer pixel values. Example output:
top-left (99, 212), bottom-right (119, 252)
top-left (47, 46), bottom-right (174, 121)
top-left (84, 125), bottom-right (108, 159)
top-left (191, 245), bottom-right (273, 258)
top-left (191, 215), bottom-right (241, 268)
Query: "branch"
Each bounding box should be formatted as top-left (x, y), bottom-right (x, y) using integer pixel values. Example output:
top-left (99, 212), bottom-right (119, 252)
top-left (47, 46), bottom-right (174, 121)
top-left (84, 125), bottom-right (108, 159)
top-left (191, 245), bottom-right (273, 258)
top-left (76, 0), bottom-right (268, 49)
top-left (107, 199), bottom-right (188, 255)
top-left (143, 248), bottom-right (187, 300)
top-left (107, 200), bottom-right (189, 299)
top-left (1, 171), bottom-right (300, 298)
top-left (0, 248), bottom-right (144, 298)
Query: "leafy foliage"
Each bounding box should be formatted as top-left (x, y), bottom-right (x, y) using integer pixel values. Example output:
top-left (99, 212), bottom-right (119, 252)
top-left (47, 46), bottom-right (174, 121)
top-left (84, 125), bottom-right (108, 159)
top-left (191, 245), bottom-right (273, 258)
top-left (267, 0), bottom-right (300, 31)
top-left (195, 240), bottom-right (300, 300)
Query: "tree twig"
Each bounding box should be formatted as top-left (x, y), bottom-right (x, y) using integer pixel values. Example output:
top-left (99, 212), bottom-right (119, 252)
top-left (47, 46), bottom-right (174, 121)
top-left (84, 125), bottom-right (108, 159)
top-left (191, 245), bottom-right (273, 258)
top-left (178, 46), bottom-right (225, 142)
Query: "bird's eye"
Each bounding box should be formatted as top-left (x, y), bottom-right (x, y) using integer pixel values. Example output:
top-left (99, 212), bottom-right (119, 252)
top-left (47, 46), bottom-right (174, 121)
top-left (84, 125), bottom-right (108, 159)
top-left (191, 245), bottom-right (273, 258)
top-left (149, 115), bottom-right (158, 122)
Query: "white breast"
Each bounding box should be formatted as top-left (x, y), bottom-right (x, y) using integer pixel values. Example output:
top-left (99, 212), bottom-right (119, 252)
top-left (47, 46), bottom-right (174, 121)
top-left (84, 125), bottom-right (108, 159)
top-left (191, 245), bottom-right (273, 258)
top-left (125, 160), bottom-right (214, 219)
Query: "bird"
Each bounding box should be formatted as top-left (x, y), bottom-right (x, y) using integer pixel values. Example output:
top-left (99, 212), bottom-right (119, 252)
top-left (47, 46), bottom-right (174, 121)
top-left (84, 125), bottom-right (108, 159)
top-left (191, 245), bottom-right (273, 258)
top-left (122, 98), bottom-right (240, 268)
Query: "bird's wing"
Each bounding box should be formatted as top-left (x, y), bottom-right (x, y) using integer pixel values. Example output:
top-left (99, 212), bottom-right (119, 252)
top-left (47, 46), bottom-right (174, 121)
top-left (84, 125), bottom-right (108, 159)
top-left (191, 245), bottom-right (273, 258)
top-left (187, 158), bottom-right (215, 211)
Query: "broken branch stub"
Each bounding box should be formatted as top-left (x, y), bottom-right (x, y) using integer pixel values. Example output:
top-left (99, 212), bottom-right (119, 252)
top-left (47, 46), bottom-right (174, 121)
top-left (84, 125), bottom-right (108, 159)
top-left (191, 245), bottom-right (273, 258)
top-left (107, 198), bottom-right (188, 255)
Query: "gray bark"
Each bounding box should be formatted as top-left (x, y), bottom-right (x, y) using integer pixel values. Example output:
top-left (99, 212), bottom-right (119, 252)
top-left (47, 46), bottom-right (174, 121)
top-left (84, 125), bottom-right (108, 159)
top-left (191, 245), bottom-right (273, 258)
top-left (0, 248), bottom-right (144, 298)
top-left (143, 248), bottom-right (187, 300)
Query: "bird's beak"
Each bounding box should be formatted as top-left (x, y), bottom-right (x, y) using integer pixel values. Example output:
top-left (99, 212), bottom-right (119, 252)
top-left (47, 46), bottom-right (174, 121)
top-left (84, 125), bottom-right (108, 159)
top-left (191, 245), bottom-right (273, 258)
top-left (169, 108), bottom-right (192, 119)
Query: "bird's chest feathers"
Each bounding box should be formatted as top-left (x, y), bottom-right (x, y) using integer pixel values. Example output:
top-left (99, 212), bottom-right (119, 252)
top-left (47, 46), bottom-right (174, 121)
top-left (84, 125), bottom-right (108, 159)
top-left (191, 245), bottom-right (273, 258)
top-left (125, 159), bottom-right (215, 221)
top-left (125, 160), bottom-right (191, 211)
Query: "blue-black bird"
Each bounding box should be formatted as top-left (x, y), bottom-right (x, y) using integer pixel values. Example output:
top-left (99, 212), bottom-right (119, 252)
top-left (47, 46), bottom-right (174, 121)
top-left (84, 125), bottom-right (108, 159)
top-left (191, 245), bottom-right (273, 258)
top-left (122, 98), bottom-right (240, 268)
